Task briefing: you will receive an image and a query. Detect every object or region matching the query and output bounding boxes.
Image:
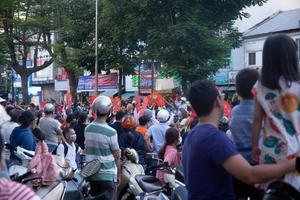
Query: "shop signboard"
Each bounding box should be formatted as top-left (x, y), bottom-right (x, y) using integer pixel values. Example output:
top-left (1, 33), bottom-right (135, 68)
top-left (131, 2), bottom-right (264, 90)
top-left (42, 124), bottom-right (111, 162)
top-left (77, 73), bottom-right (118, 92)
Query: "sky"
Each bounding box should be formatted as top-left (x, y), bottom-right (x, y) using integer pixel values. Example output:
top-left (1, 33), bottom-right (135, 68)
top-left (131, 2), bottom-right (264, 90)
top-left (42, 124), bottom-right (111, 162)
top-left (235, 0), bottom-right (300, 32)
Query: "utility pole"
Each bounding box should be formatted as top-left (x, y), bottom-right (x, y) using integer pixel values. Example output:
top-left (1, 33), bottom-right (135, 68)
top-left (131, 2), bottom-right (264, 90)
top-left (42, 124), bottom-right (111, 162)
top-left (95, 0), bottom-right (99, 96)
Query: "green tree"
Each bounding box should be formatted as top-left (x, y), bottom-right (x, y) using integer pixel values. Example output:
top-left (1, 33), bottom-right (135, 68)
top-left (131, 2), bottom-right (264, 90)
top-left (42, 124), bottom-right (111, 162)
top-left (0, 37), bottom-right (8, 66)
top-left (0, 0), bottom-right (55, 104)
top-left (53, 0), bottom-right (95, 102)
top-left (99, 0), bottom-right (148, 98)
top-left (142, 0), bottom-right (266, 94)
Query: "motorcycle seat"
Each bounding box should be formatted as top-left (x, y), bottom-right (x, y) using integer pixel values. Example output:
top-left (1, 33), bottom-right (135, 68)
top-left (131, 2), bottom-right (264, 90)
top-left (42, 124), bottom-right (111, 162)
top-left (135, 175), bottom-right (162, 193)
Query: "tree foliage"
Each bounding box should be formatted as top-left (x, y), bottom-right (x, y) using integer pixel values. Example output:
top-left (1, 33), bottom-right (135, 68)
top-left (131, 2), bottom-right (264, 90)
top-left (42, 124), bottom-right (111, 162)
top-left (51, 0), bottom-right (95, 101)
top-left (0, 0), bottom-right (54, 103)
top-left (141, 0), bottom-right (267, 92)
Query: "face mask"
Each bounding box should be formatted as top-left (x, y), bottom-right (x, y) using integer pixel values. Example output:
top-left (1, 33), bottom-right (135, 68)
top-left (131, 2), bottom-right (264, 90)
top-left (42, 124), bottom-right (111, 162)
top-left (70, 134), bottom-right (77, 143)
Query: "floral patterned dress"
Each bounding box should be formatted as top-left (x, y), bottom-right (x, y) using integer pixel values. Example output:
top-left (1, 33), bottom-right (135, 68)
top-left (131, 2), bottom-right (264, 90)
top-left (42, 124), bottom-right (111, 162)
top-left (253, 78), bottom-right (300, 190)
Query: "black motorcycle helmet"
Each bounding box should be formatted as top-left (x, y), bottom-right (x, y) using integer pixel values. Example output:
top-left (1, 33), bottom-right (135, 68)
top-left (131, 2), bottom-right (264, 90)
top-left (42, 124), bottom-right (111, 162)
top-left (263, 181), bottom-right (300, 200)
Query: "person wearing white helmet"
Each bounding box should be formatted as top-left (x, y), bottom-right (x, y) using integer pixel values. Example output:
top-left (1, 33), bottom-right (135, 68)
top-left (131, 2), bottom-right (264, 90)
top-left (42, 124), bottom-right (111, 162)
top-left (38, 103), bottom-right (62, 153)
top-left (145, 109), bottom-right (170, 152)
top-left (84, 96), bottom-right (121, 200)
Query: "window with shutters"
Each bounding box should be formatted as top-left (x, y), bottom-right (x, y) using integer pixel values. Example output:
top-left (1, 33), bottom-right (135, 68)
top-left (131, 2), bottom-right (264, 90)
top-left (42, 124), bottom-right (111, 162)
top-left (248, 52), bottom-right (256, 66)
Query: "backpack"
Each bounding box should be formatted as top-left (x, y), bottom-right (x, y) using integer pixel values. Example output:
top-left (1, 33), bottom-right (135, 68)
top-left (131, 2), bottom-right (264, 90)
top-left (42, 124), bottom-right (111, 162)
top-left (53, 142), bottom-right (79, 157)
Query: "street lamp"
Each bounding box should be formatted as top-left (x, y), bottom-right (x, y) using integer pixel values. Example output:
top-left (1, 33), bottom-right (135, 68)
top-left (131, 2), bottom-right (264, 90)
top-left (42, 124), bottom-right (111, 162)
top-left (95, 0), bottom-right (99, 95)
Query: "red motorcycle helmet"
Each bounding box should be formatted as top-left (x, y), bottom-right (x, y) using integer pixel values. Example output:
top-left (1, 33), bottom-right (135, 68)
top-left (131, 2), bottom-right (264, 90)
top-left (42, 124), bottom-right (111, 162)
top-left (121, 115), bottom-right (137, 130)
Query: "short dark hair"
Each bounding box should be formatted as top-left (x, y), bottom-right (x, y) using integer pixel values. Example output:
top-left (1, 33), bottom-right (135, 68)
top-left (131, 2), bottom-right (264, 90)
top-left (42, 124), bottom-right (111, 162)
top-left (19, 111), bottom-right (36, 128)
top-left (66, 114), bottom-right (75, 123)
top-left (262, 34), bottom-right (300, 89)
top-left (8, 109), bottom-right (22, 123)
top-left (236, 68), bottom-right (259, 99)
top-left (63, 127), bottom-right (73, 138)
top-left (138, 115), bottom-right (150, 126)
top-left (78, 112), bottom-right (88, 123)
top-left (115, 111), bottom-right (125, 121)
top-left (189, 80), bottom-right (219, 117)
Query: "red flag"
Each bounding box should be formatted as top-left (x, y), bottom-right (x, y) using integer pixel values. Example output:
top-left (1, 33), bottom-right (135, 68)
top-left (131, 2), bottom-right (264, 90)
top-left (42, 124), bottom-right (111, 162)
top-left (147, 92), bottom-right (165, 107)
top-left (112, 97), bottom-right (121, 113)
top-left (135, 95), bottom-right (141, 112)
top-left (40, 100), bottom-right (46, 109)
top-left (224, 100), bottom-right (231, 119)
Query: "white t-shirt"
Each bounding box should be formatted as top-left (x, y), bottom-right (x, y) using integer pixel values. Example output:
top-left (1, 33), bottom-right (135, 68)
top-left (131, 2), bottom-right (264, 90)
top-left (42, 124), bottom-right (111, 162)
top-left (1, 121), bottom-right (19, 159)
top-left (56, 142), bottom-right (79, 170)
top-left (1, 121), bottom-right (19, 143)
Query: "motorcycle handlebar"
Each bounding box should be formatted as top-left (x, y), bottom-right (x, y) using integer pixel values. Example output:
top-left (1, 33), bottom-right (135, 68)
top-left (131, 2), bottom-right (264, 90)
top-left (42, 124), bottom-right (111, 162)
top-left (14, 168), bottom-right (36, 183)
top-left (5, 143), bottom-right (16, 151)
top-left (5, 143), bottom-right (34, 158)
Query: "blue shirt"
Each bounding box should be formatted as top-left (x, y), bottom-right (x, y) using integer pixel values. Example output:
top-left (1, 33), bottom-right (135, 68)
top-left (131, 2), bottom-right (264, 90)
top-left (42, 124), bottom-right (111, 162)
top-left (147, 123), bottom-right (170, 152)
top-left (182, 124), bottom-right (238, 200)
top-left (10, 127), bottom-right (36, 161)
top-left (229, 100), bottom-right (254, 162)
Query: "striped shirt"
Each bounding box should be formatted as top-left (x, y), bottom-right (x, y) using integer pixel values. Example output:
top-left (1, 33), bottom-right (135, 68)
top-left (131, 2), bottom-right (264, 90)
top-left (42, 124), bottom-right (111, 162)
top-left (0, 178), bottom-right (40, 200)
top-left (84, 120), bottom-right (120, 182)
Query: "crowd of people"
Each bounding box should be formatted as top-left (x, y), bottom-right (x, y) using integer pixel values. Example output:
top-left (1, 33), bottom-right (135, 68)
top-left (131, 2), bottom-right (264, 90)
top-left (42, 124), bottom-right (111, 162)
top-left (0, 33), bottom-right (299, 200)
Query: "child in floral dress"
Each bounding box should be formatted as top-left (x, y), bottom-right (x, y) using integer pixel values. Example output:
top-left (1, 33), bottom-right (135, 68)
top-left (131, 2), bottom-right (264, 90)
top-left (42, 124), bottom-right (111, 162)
top-left (252, 34), bottom-right (300, 189)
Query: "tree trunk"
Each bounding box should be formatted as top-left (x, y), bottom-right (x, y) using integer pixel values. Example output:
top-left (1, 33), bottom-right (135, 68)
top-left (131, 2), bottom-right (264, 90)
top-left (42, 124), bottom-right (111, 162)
top-left (118, 67), bottom-right (123, 99)
top-left (20, 74), bottom-right (30, 104)
top-left (66, 69), bottom-right (78, 102)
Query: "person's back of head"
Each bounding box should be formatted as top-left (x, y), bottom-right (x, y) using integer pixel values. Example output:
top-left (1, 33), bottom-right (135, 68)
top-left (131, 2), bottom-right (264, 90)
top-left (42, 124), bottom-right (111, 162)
top-left (158, 127), bottom-right (180, 160)
top-left (121, 115), bottom-right (137, 131)
top-left (115, 111), bottom-right (125, 122)
top-left (8, 109), bottom-right (22, 123)
top-left (138, 115), bottom-right (150, 127)
top-left (44, 103), bottom-right (55, 116)
top-left (262, 34), bottom-right (300, 90)
top-left (5, 105), bottom-right (14, 114)
top-left (66, 114), bottom-right (75, 123)
top-left (18, 111), bottom-right (36, 128)
top-left (189, 80), bottom-right (220, 117)
top-left (236, 68), bottom-right (259, 100)
top-left (78, 112), bottom-right (88, 124)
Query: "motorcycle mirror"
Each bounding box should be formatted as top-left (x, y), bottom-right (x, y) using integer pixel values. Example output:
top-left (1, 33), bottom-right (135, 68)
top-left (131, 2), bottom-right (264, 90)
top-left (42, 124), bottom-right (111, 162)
top-left (63, 167), bottom-right (74, 180)
top-left (80, 159), bottom-right (101, 179)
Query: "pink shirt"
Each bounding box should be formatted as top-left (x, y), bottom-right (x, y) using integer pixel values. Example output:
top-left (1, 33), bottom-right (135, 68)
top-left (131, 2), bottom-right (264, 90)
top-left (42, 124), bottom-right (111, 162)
top-left (156, 145), bottom-right (181, 183)
top-left (0, 178), bottom-right (40, 200)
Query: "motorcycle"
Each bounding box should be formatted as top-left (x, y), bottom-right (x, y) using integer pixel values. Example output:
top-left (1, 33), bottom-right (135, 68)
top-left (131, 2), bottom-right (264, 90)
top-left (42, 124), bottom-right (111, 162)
top-left (263, 181), bottom-right (300, 200)
top-left (118, 148), bottom-right (187, 200)
top-left (5, 143), bottom-right (102, 200)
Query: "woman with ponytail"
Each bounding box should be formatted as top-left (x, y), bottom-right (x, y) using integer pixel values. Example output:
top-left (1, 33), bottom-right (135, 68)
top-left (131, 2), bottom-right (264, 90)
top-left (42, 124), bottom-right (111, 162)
top-left (156, 127), bottom-right (182, 184)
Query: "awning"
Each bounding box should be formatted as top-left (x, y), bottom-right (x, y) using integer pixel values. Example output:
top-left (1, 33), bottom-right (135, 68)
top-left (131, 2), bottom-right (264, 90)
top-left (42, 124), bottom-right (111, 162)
top-left (122, 92), bottom-right (135, 100)
top-left (100, 89), bottom-right (118, 97)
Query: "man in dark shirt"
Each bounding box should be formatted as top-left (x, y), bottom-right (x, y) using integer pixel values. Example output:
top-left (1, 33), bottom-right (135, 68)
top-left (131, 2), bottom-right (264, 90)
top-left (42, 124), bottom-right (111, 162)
top-left (74, 112), bottom-right (87, 149)
top-left (110, 111), bottom-right (125, 138)
top-left (182, 80), bottom-right (297, 200)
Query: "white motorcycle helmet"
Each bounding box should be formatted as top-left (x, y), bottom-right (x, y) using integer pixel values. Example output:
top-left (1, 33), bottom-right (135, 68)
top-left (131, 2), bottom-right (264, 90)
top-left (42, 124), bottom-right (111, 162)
top-left (0, 105), bottom-right (10, 126)
top-left (92, 95), bottom-right (112, 115)
top-left (157, 109), bottom-right (170, 122)
top-left (44, 103), bottom-right (55, 113)
top-left (124, 148), bottom-right (139, 164)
